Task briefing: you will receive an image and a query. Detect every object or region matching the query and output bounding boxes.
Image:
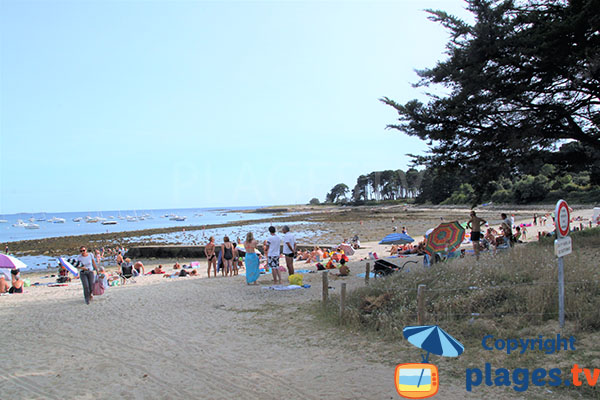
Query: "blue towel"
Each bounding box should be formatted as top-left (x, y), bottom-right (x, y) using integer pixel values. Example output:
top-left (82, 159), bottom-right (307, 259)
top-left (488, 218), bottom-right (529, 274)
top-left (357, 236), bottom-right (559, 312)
top-left (245, 253), bottom-right (260, 284)
top-left (295, 269), bottom-right (311, 274)
top-left (356, 272), bottom-right (377, 278)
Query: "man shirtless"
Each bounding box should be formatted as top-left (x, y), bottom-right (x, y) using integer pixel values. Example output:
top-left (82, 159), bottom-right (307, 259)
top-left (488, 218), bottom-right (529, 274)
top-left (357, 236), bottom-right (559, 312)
top-left (204, 236), bottom-right (217, 277)
top-left (0, 275), bottom-right (9, 293)
top-left (467, 211), bottom-right (487, 260)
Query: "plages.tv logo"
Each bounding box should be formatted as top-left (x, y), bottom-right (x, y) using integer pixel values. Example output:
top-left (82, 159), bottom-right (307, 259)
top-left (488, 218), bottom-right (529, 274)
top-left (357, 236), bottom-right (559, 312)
top-left (395, 325), bottom-right (464, 399)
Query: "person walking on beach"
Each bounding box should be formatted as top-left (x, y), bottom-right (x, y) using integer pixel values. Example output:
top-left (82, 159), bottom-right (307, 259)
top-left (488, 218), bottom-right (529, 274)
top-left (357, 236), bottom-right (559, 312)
top-left (205, 236), bottom-right (217, 278)
top-left (221, 236), bottom-right (234, 277)
top-left (264, 226), bottom-right (282, 284)
top-left (244, 232), bottom-right (260, 285)
top-left (77, 246), bottom-right (99, 304)
top-left (281, 225), bottom-right (296, 276)
top-left (467, 211), bottom-right (486, 260)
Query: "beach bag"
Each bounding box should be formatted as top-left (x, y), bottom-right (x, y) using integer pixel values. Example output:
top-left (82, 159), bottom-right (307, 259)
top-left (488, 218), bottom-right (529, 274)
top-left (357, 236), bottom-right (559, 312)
top-left (278, 265), bottom-right (287, 272)
top-left (92, 280), bottom-right (105, 296)
top-left (288, 274), bottom-right (303, 286)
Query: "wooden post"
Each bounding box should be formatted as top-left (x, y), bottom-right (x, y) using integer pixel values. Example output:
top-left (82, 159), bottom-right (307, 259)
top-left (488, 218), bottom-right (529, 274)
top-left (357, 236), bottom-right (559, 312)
top-left (322, 271), bottom-right (329, 304)
top-left (417, 284), bottom-right (426, 325)
top-left (365, 262), bottom-right (371, 285)
top-left (339, 283), bottom-right (347, 322)
top-left (538, 232), bottom-right (541, 241)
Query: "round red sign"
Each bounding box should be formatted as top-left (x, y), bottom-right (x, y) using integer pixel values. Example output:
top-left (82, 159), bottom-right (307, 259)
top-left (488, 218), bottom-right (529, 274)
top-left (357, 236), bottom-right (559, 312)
top-left (555, 200), bottom-right (570, 237)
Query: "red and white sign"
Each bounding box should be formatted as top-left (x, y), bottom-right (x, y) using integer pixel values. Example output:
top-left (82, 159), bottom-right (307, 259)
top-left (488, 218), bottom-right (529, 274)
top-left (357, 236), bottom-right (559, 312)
top-left (555, 200), bottom-right (570, 238)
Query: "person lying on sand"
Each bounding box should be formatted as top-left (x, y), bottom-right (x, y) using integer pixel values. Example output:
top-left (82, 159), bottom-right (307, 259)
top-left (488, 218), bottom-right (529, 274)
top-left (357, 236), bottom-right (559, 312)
top-left (150, 265), bottom-right (165, 274)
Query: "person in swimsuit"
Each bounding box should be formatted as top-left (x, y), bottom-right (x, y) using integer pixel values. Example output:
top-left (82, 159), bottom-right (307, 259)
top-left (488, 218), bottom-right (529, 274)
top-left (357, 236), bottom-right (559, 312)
top-left (221, 236), bottom-right (234, 277)
top-left (9, 270), bottom-right (24, 294)
top-left (205, 236), bottom-right (217, 277)
top-left (467, 210), bottom-right (487, 260)
top-left (116, 251), bottom-right (123, 267)
top-left (0, 274), bottom-right (10, 293)
top-left (133, 261), bottom-right (145, 275)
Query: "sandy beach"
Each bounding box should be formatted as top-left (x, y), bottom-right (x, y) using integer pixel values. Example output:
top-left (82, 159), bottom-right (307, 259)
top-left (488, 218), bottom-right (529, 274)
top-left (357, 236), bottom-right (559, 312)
top-left (1, 206), bottom-right (596, 399)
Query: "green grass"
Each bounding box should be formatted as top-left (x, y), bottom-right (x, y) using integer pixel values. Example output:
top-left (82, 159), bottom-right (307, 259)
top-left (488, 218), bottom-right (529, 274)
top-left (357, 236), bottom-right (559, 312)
top-left (313, 227), bottom-right (600, 398)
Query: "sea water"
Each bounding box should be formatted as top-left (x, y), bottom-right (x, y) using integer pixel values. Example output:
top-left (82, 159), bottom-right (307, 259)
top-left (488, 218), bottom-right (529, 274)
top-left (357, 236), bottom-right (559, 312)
top-left (0, 206), bottom-right (291, 243)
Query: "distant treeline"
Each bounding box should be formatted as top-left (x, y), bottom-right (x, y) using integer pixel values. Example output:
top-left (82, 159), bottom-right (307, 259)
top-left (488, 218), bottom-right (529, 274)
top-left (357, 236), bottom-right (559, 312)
top-left (320, 144), bottom-right (600, 206)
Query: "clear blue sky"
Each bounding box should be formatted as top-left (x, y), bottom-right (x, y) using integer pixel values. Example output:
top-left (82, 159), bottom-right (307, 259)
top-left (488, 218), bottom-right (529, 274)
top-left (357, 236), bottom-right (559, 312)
top-left (0, 0), bottom-right (472, 214)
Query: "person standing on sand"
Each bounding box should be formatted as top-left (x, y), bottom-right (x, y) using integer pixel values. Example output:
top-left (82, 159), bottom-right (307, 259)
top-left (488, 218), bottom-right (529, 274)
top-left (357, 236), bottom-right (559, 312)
top-left (467, 211), bottom-right (486, 260)
top-left (77, 246), bottom-right (99, 304)
top-left (221, 236), bottom-right (234, 277)
top-left (281, 225), bottom-right (296, 276)
top-left (264, 226), bottom-right (282, 284)
top-left (205, 236), bottom-right (217, 278)
top-left (244, 232), bottom-right (260, 285)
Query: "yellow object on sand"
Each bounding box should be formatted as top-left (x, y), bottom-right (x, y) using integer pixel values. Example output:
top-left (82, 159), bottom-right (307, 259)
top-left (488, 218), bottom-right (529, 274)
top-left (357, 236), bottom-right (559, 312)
top-left (288, 274), bottom-right (303, 286)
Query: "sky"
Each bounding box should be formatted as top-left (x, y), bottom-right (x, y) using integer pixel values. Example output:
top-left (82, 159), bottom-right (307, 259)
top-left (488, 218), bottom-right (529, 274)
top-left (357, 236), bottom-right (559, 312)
top-left (0, 0), bottom-right (473, 214)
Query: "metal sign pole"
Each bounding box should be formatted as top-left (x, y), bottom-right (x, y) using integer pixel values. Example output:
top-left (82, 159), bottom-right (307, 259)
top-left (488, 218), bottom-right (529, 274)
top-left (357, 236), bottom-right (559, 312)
top-left (558, 256), bottom-right (565, 328)
top-left (554, 199), bottom-right (570, 329)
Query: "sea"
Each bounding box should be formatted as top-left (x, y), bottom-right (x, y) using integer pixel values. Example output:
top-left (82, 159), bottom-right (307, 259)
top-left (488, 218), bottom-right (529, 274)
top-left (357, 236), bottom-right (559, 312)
top-left (0, 207), bottom-right (325, 272)
top-left (0, 206), bottom-right (292, 243)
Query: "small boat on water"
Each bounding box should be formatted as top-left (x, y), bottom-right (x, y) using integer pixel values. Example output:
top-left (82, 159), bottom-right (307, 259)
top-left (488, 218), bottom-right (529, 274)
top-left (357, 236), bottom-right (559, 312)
top-left (73, 217), bottom-right (82, 222)
top-left (48, 217), bottom-right (66, 223)
top-left (24, 223), bottom-right (40, 229)
top-left (102, 220), bottom-right (118, 225)
top-left (126, 216), bottom-right (137, 222)
top-left (169, 216), bottom-right (187, 221)
top-left (0, 219), bottom-right (8, 223)
top-left (85, 216), bottom-right (99, 223)
top-left (13, 219), bottom-right (26, 227)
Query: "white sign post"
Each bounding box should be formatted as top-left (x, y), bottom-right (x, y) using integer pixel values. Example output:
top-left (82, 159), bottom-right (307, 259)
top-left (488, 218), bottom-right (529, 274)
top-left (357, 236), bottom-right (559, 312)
top-left (554, 199), bottom-right (571, 328)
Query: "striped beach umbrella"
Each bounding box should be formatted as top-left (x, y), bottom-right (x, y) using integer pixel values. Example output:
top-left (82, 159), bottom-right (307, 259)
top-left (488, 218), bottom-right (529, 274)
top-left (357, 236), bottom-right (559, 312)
top-left (58, 257), bottom-right (79, 277)
top-left (423, 221), bottom-right (465, 256)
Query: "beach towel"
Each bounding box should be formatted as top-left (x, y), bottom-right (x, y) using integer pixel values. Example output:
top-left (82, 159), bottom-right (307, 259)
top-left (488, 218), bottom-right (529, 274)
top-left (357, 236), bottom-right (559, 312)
top-left (261, 285), bottom-right (303, 291)
top-left (245, 253), bottom-right (260, 284)
top-left (356, 272), bottom-right (377, 278)
top-left (294, 269), bottom-right (312, 274)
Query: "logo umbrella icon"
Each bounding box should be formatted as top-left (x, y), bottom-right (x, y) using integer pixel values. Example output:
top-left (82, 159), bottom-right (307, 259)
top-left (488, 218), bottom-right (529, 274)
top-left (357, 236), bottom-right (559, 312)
top-left (402, 325), bottom-right (464, 390)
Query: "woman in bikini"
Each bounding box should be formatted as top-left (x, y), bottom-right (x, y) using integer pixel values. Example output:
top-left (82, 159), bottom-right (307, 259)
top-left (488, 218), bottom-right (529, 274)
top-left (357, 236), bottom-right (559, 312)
top-left (221, 236), bottom-right (234, 277)
top-left (205, 236), bottom-right (217, 277)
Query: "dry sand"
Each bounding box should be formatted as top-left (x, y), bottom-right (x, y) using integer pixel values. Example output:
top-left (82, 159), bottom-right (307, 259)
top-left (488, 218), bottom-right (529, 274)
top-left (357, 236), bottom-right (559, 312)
top-left (1, 207), bottom-right (596, 399)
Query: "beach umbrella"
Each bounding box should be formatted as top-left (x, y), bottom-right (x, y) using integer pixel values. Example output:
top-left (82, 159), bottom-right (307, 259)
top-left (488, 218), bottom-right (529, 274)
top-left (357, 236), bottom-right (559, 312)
top-left (379, 233), bottom-right (414, 245)
top-left (339, 243), bottom-right (355, 256)
top-left (423, 221), bottom-right (465, 256)
top-left (58, 257), bottom-right (79, 277)
top-left (0, 254), bottom-right (27, 270)
top-left (403, 325), bottom-right (464, 387)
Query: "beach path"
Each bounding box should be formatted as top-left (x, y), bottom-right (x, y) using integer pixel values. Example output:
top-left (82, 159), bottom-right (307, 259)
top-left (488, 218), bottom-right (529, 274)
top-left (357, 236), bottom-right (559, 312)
top-left (0, 270), bottom-right (490, 399)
